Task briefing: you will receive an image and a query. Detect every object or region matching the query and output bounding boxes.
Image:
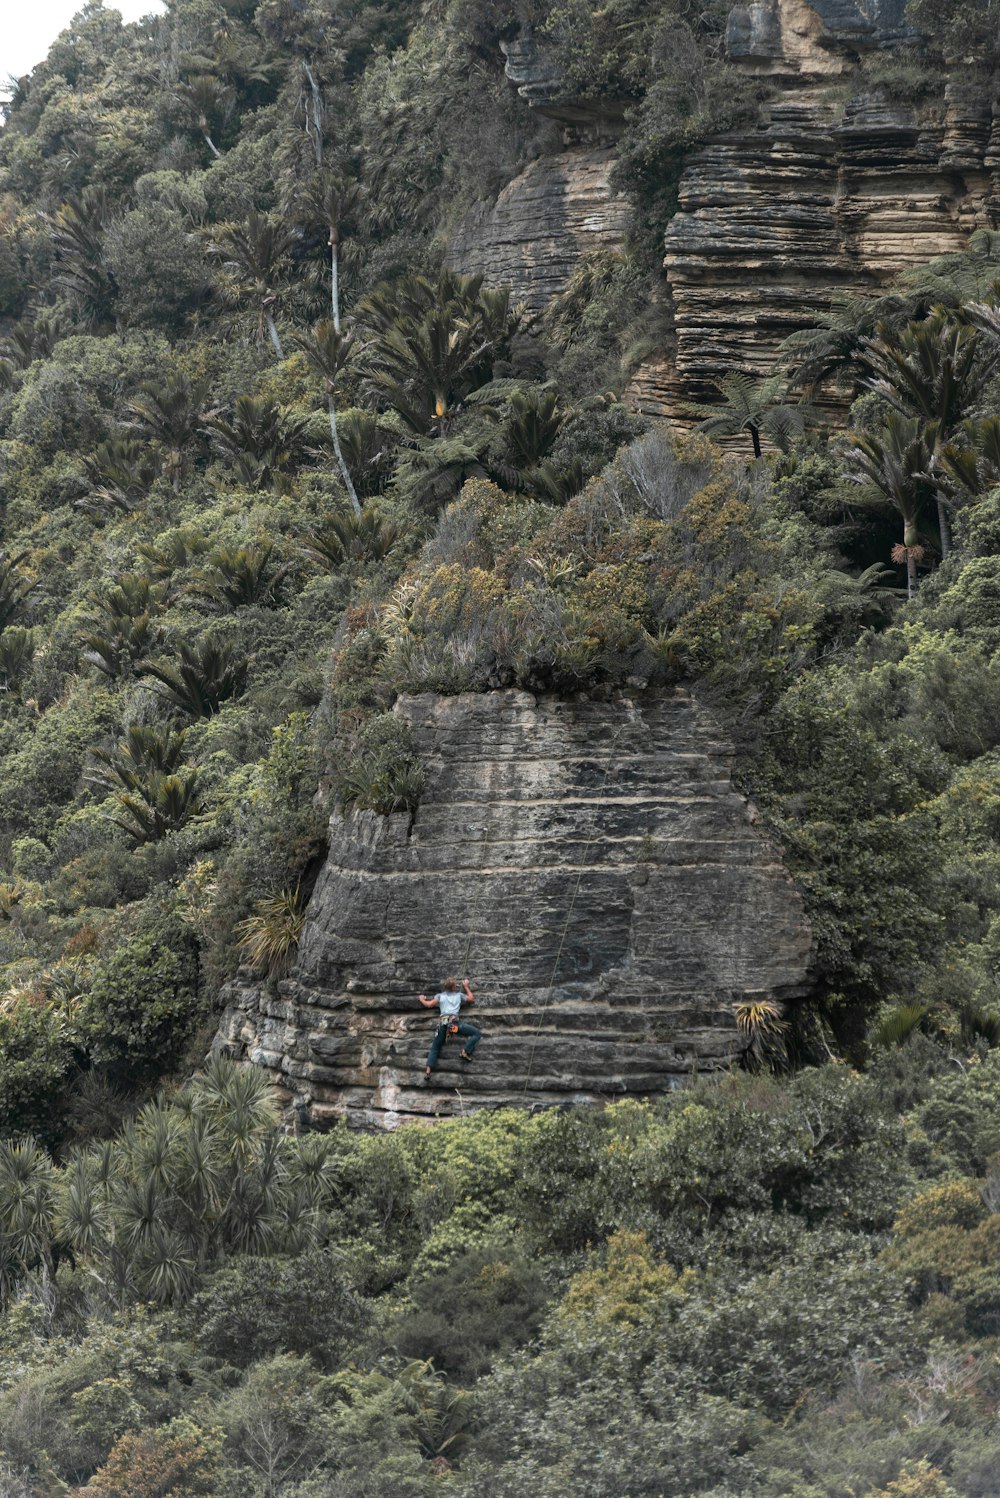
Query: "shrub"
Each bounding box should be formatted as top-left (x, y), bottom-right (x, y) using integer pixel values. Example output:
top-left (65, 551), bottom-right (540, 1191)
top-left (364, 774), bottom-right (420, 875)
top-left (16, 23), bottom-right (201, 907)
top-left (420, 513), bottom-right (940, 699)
top-left (394, 1244), bottom-right (550, 1380)
top-left (76, 909), bottom-right (201, 1081)
top-left (188, 1249), bottom-right (365, 1370)
top-left (84, 1417), bottom-right (221, 1498)
top-left (0, 1002), bottom-right (76, 1144)
top-left (335, 713), bottom-right (424, 814)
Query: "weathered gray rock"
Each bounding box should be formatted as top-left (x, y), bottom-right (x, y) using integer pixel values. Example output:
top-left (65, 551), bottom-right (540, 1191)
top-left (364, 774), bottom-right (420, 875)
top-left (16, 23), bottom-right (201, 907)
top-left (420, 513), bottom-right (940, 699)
top-left (217, 690), bottom-right (812, 1130)
top-left (632, 83), bottom-right (992, 416)
top-left (446, 148), bottom-right (630, 312)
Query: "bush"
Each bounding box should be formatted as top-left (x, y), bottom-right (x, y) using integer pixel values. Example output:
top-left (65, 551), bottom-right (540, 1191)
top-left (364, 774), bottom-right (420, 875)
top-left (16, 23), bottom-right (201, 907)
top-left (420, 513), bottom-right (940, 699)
top-left (0, 1002), bottom-right (76, 1144)
top-left (189, 1250), bottom-right (365, 1370)
top-left (76, 908), bottom-right (201, 1081)
top-left (103, 204), bottom-right (208, 331)
top-left (335, 713), bottom-right (424, 814)
top-left (85, 1417), bottom-right (221, 1498)
top-left (394, 1244), bottom-right (550, 1380)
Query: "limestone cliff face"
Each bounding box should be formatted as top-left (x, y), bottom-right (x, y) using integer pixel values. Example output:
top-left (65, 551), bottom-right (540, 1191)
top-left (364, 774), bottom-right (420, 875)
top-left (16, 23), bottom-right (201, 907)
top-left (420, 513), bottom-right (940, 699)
top-left (445, 29), bottom-right (630, 310)
top-left (217, 690), bottom-right (812, 1130)
top-left (642, 2), bottom-right (997, 413)
top-left (447, 3), bottom-right (998, 420)
top-left (446, 149), bottom-right (631, 313)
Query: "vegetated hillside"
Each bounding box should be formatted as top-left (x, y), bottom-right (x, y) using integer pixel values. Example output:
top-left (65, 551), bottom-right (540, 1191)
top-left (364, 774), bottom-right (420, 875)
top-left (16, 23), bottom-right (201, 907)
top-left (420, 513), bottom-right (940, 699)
top-left (1, 0), bottom-right (1000, 1491)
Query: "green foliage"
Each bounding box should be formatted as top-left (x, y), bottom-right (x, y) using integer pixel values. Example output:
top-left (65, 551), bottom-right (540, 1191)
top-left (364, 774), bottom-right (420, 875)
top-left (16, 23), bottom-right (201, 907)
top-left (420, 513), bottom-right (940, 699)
top-left (188, 537), bottom-right (294, 610)
top-left (188, 1247), bottom-right (364, 1369)
top-left (103, 203), bottom-right (208, 331)
top-left (0, 1004), bottom-right (76, 1145)
top-left (357, 270), bottom-right (521, 435)
top-left (235, 884), bottom-right (307, 974)
top-left (88, 725), bottom-right (202, 845)
top-left (139, 636), bottom-right (249, 718)
top-left (0, 5), bottom-right (998, 1491)
top-left (394, 1244), bottom-right (550, 1379)
top-left (76, 909), bottom-right (201, 1079)
top-left (335, 713), bottom-right (424, 814)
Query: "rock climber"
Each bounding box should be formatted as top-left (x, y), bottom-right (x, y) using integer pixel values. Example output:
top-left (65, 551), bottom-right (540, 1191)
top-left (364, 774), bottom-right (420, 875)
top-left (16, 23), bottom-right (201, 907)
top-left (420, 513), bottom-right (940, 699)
top-left (419, 976), bottom-right (481, 1080)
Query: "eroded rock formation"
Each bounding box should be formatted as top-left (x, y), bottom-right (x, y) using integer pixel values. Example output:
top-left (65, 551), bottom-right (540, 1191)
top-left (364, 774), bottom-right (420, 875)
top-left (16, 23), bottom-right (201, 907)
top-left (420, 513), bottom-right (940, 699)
top-left (447, 3), bottom-right (999, 420)
top-left (447, 148), bottom-right (631, 312)
top-left (642, 1), bottom-right (996, 412)
top-left (217, 690), bottom-right (812, 1130)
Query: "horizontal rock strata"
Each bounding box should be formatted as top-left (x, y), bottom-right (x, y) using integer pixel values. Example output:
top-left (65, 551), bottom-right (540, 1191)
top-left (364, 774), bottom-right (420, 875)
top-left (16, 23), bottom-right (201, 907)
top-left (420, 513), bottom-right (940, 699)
top-left (217, 690), bottom-right (812, 1130)
top-left (446, 5), bottom-right (999, 423)
top-left (644, 90), bottom-right (993, 416)
top-left (447, 148), bottom-right (630, 312)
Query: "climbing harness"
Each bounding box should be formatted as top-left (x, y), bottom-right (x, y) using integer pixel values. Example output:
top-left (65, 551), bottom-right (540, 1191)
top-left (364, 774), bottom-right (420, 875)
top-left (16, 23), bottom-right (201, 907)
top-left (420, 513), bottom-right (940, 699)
top-left (519, 723), bottom-right (627, 1100)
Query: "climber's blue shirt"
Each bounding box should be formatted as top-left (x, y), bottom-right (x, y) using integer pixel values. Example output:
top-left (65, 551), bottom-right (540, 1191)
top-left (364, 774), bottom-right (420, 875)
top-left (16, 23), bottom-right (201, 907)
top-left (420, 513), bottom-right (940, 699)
top-left (436, 992), bottom-right (462, 1017)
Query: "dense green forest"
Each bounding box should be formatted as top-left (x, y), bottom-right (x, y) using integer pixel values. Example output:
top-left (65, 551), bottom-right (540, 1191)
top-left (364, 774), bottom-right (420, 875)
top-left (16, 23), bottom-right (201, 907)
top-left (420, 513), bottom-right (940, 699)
top-left (1, 0), bottom-right (1000, 1492)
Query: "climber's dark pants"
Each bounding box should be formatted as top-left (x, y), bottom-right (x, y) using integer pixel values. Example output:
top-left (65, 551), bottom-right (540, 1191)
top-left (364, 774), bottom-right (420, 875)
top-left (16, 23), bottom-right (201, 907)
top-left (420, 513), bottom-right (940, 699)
top-left (427, 1021), bottom-right (481, 1070)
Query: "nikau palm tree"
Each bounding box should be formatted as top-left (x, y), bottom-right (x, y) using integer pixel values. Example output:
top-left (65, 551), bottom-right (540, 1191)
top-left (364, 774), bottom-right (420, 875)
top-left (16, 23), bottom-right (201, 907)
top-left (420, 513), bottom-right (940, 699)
top-left (77, 436), bottom-right (159, 519)
top-left (80, 573), bottom-right (167, 679)
top-left (305, 509), bottom-right (399, 570)
top-left (861, 311), bottom-right (1000, 557)
top-left (203, 393), bottom-right (313, 490)
top-left (356, 271), bottom-right (521, 436)
top-left (292, 320), bottom-right (360, 513)
top-left (176, 73), bottom-right (234, 159)
top-left (208, 211), bottom-right (297, 356)
top-left (47, 189), bottom-right (115, 327)
top-left (138, 636), bottom-right (248, 718)
top-left (939, 415), bottom-right (1000, 500)
top-left (188, 539), bottom-right (294, 610)
top-left (128, 372), bottom-right (209, 491)
top-left (843, 412), bottom-right (938, 598)
top-left (89, 724), bottom-right (202, 843)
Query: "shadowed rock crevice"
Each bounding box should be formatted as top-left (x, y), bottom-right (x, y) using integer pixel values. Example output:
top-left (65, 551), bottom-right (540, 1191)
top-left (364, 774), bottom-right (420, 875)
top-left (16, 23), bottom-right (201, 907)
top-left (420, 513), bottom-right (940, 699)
top-left (217, 690), bottom-right (812, 1129)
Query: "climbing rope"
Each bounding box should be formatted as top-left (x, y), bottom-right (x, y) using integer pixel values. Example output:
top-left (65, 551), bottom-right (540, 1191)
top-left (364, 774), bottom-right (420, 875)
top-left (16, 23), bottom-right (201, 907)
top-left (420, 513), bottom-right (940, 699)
top-left (519, 725), bottom-right (626, 1100)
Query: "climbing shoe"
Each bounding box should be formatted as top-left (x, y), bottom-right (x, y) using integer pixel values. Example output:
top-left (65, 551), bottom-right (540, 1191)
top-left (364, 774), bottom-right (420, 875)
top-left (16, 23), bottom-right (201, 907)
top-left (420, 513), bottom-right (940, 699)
top-left (460, 1051), bottom-right (474, 1063)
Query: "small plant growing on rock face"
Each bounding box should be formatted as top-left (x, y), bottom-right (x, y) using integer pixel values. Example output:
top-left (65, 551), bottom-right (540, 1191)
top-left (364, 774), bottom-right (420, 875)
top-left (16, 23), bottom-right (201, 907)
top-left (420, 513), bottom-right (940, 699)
top-left (236, 884), bottom-right (307, 975)
top-left (736, 998), bottom-right (788, 1072)
top-left (335, 713), bottom-right (424, 814)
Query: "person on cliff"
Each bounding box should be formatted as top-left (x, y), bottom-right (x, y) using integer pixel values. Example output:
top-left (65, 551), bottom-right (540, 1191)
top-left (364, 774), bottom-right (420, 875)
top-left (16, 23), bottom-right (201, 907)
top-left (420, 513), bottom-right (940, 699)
top-left (420, 977), bottom-right (481, 1079)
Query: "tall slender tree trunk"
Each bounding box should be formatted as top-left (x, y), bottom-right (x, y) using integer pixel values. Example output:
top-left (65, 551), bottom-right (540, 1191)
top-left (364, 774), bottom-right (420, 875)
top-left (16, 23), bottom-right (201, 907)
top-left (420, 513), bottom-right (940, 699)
top-left (330, 235), bottom-right (340, 332)
top-left (906, 549), bottom-right (917, 600)
top-left (202, 130), bottom-right (221, 160)
top-left (302, 58), bottom-right (323, 168)
top-left (326, 234), bottom-right (359, 513)
top-left (936, 494), bottom-right (951, 559)
top-left (265, 309), bottom-right (284, 359)
top-left (749, 422), bottom-right (762, 460)
top-left (329, 396), bottom-right (361, 517)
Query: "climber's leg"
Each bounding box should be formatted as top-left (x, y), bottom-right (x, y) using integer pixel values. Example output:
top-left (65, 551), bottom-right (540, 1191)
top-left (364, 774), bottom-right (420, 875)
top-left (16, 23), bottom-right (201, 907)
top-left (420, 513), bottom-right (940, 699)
top-left (457, 1022), bottom-right (481, 1059)
top-left (426, 1023), bottom-right (447, 1072)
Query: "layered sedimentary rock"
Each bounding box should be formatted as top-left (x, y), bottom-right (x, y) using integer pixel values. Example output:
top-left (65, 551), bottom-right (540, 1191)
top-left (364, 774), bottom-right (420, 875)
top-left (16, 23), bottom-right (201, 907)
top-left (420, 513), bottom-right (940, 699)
top-left (446, 26), bottom-right (630, 311)
top-left (635, 1), bottom-right (998, 412)
top-left (448, 4), bottom-right (1000, 420)
top-left (217, 690), bottom-right (812, 1130)
top-left (446, 148), bottom-right (630, 312)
